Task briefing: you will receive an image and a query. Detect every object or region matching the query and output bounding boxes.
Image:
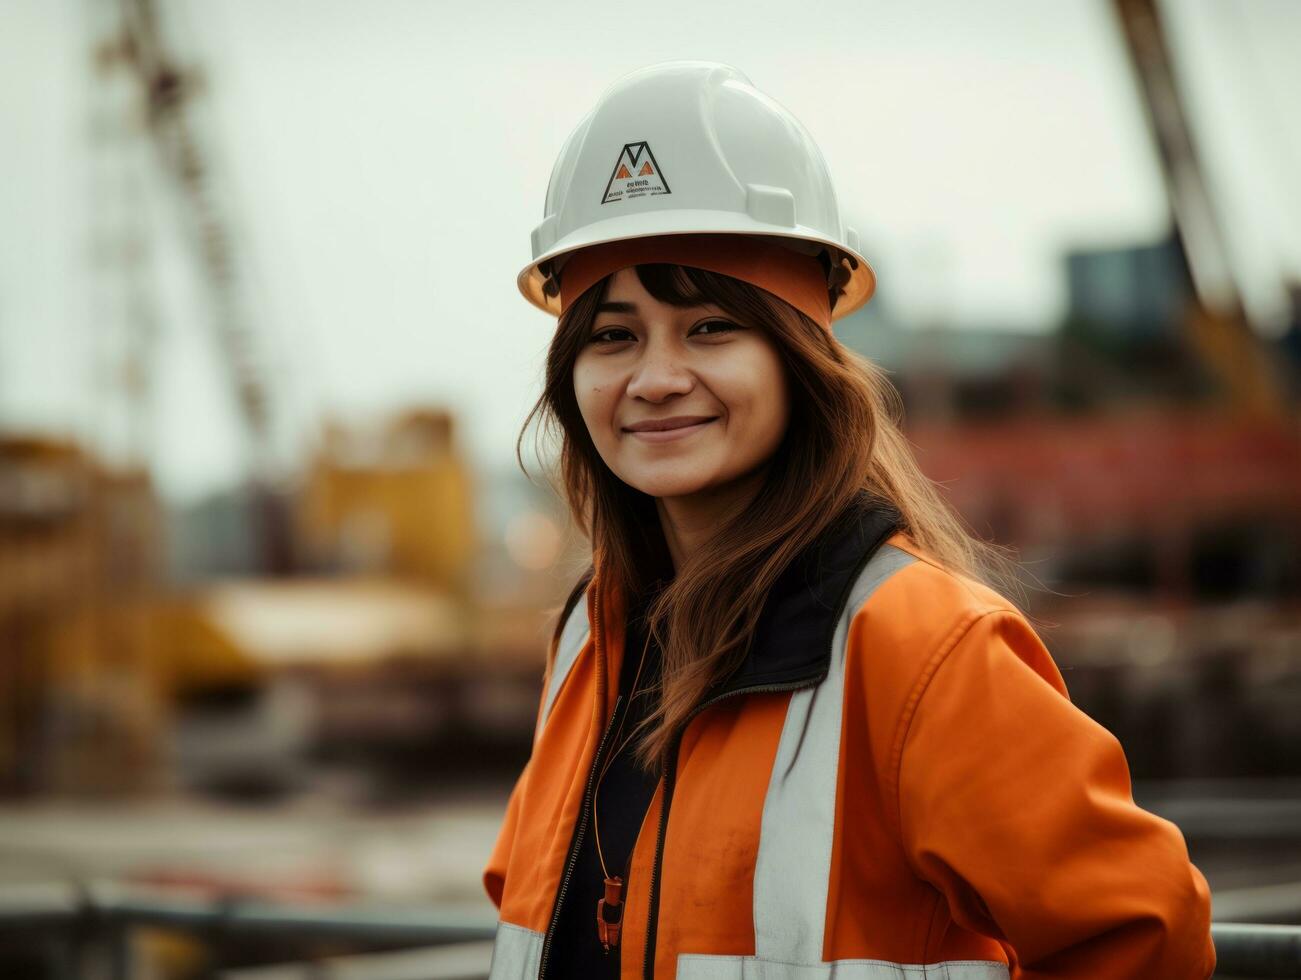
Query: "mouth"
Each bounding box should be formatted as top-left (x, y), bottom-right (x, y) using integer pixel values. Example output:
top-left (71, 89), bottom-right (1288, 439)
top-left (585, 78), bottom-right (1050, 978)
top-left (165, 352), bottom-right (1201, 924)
top-left (623, 417), bottom-right (718, 443)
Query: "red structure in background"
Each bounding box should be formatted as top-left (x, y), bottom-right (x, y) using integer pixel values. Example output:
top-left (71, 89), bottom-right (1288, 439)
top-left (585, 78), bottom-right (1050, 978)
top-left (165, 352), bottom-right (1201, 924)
top-left (910, 408), bottom-right (1301, 575)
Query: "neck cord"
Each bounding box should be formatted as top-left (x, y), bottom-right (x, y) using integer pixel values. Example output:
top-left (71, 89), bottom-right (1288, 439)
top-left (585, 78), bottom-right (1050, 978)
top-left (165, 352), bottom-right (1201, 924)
top-left (590, 609), bottom-right (656, 952)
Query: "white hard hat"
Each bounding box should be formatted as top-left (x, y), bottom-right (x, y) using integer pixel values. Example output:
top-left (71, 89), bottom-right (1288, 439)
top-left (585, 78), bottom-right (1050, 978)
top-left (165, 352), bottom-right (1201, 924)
top-left (518, 61), bottom-right (876, 321)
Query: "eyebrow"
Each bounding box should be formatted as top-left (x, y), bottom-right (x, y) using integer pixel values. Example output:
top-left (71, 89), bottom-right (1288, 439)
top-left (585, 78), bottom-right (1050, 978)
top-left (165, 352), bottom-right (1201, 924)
top-left (595, 301), bottom-right (637, 314)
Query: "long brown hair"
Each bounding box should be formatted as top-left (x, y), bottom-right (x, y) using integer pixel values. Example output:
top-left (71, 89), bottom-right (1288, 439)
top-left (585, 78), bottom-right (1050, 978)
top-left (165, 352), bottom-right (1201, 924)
top-left (517, 262), bottom-right (1022, 770)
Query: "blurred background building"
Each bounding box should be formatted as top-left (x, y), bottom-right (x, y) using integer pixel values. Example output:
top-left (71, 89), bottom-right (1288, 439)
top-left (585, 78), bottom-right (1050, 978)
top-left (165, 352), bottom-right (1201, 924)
top-left (1, 0), bottom-right (1299, 976)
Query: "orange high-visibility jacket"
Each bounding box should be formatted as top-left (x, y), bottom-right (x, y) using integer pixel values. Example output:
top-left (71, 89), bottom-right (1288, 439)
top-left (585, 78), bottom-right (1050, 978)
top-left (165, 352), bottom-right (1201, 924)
top-left (483, 500), bottom-right (1216, 978)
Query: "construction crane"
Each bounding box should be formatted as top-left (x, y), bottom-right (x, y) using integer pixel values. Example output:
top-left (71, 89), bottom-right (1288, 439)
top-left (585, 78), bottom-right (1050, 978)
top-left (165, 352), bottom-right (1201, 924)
top-left (1109, 0), bottom-right (1292, 417)
top-left (90, 0), bottom-right (292, 571)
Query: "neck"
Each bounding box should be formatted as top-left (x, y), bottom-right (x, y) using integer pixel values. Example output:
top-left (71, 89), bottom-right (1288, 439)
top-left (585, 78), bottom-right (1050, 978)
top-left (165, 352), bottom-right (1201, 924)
top-left (654, 465), bottom-right (769, 571)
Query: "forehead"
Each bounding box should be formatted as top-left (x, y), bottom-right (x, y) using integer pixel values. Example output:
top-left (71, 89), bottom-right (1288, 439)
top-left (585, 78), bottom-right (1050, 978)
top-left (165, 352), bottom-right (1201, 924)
top-left (603, 267), bottom-right (653, 301)
top-left (599, 266), bottom-right (720, 314)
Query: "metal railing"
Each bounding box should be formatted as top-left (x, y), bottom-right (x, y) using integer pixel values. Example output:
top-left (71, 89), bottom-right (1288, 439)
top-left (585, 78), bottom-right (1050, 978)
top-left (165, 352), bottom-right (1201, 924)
top-left (1, 883), bottom-right (1297, 978)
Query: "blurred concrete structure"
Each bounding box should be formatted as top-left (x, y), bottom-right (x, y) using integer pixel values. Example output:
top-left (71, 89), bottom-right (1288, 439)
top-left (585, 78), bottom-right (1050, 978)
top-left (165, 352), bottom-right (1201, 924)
top-left (0, 436), bottom-right (164, 796)
top-left (1067, 236), bottom-right (1193, 344)
top-left (0, 408), bottom-right (571, 802)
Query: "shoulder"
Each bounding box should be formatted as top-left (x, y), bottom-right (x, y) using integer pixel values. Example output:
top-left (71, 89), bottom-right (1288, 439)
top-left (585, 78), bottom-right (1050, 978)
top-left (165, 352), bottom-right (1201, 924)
top-left (852, 530), bottom-right (1019, 627)
top-left (844, 529), bottom-right (1050, 712)
top-left (549, 565), bottom-right (594, 666)
top-left (556, 566), bottom-right (594, 636)
top-left (842, 532), bottom-right (1070, 816)
top-left (536, 566), bottom-right (594, 733)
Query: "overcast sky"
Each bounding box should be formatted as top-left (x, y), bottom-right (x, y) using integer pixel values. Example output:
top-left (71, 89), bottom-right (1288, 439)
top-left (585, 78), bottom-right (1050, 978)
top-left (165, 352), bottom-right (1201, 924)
top-left (2, 0), bottom-right (1299, 501)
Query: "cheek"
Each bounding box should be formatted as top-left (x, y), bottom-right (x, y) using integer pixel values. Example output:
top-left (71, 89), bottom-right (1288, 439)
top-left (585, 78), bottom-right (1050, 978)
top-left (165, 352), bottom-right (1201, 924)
top-left (572, 361), bottom-right (617, 433)
top-left (754, 380), bottom-right (790, 448)
top-left (719, 350), bottom-right (789, 441)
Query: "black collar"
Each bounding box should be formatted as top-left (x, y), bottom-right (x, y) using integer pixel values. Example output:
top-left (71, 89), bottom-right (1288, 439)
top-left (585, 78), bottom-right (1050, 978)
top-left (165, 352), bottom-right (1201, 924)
top-left (569, 494), bottom-right (903, 695)
top-left (715, 493), bottom-right (902, 696)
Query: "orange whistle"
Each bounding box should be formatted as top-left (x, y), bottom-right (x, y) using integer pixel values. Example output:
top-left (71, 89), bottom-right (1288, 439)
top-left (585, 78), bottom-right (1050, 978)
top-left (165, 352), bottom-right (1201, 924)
top-left (596, 876), bottom-right (624, 951)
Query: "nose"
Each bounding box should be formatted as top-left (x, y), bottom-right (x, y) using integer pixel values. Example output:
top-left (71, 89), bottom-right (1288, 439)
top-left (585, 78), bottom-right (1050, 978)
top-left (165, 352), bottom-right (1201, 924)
top-left (624, 341), bottom-right (695, 402)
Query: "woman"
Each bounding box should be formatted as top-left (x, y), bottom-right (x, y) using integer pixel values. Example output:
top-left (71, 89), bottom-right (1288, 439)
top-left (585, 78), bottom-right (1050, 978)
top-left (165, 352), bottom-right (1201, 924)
top-left (484, 62), bottom-right (1215, 979)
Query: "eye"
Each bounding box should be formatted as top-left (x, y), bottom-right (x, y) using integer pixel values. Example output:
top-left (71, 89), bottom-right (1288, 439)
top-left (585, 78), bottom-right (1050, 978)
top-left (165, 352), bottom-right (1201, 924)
top-left (692, 319), bottom-right (741, 336)
top-left (588, 326), bottom-right (635, 344)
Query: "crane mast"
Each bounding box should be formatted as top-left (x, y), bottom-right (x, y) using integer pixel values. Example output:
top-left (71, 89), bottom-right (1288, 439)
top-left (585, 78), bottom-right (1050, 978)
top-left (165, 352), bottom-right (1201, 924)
top-left (90, 0), bottom-right (291, 570)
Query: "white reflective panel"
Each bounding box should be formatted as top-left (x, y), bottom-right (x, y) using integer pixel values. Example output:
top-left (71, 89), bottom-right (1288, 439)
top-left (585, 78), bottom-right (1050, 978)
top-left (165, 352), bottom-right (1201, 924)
top-left (487, 921), bottom-right (544, 980)
top-left (677, 954), bottom-right (1010, 980)
top-left (538, 588), bottom-right (590, 733)
top-left (751, 545), bottom-right (916, 962)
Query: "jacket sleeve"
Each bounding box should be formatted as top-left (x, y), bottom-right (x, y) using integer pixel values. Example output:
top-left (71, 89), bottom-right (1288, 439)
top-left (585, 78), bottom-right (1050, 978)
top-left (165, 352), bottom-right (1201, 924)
top-left (483, 757), bottom-right (530, 910)
top-left (895, 609), bottom-right (1216, 979)
top-left (484, 577), bottom-right (591, 910)
top-left (482, 652), bottom-right (552, 910)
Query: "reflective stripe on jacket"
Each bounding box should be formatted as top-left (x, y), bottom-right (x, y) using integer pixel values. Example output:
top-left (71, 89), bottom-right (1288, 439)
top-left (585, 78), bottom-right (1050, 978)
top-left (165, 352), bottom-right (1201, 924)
top-left (482, 500), bottom-right (1216, 979)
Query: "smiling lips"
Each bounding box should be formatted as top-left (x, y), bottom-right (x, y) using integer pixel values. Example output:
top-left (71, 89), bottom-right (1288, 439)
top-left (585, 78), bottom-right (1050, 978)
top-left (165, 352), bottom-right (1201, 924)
top-left (623, 415), bottom-right (718, 443)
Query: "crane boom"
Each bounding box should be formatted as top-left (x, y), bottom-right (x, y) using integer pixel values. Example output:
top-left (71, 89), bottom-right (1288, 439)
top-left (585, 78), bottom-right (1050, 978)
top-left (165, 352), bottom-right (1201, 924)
top-left (1110, 0), bottom-right (1287, 415)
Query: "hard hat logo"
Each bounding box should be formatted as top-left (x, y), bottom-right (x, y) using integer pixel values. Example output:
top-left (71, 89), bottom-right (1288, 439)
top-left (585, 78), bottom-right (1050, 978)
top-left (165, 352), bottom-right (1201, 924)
top-left (602, 142), bottom-right (671, 205)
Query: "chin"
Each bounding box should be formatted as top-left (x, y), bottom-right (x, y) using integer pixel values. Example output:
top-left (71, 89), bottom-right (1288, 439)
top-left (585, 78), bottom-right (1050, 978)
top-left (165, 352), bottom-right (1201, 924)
top-left (618, 461), bottom-right (723, 499)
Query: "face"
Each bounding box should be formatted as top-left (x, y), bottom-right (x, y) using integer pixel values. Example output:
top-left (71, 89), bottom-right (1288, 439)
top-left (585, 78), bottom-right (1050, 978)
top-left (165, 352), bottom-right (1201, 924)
top-left (572, 267), bottom-right (791, 500)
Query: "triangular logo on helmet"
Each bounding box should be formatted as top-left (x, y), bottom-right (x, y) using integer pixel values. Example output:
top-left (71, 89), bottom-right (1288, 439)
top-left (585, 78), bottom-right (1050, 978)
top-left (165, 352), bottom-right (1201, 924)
top-left (602, 142), bottom-right (671, 205)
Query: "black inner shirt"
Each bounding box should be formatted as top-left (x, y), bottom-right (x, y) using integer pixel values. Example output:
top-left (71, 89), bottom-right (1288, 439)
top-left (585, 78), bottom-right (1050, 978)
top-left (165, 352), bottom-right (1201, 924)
top-left (545, 586), bottom-right (665, 977)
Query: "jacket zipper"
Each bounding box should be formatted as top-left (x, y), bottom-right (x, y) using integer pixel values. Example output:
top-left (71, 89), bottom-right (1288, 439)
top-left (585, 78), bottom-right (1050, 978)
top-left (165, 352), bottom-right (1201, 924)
top-left (641, 677), bottom-right (822, 980)
top-left (537, 692), bottom-right (625, 978)
top-left (538, 578), bottom-right (618, 979)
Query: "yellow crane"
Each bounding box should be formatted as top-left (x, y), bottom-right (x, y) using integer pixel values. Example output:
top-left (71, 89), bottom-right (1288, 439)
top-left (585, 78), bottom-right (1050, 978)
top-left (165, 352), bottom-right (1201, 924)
top-left (1109, 0), bottom-right (1292, 417)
